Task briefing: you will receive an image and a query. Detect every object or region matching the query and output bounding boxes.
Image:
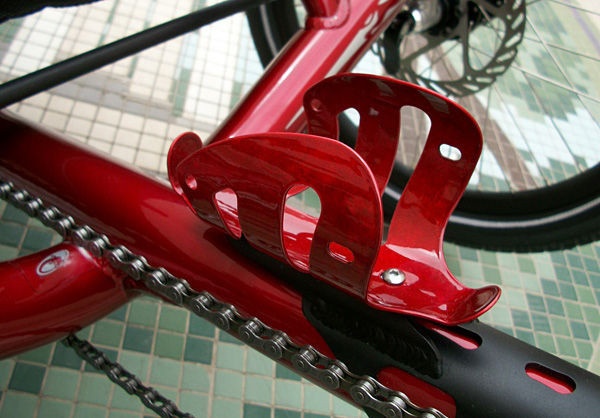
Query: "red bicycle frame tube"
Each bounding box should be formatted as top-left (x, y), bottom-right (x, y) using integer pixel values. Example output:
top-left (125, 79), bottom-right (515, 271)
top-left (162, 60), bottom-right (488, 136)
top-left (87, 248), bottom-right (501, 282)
top-left (208, 0), bottom-right (409, 141)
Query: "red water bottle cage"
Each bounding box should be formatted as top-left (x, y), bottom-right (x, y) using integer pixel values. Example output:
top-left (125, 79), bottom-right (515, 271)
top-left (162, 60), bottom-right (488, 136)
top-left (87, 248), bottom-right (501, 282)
top-left (167, 74), bottom-right (500, 326)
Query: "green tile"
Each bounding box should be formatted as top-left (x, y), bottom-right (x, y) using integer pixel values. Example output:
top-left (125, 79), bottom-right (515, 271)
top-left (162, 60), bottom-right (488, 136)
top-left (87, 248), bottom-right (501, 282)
top-left (304, 385), bottom-right (331, 414)
top-left (445, 257), bottom-right (461, 276)
top-left (460, 260), bottom-right (483, 280)
top-left (583, 306), bottom-right (600, 324)
top-left (108, 412), bottom-right (140, 418)
top-left (559, 282), bottom-right (578, 301)
top-left (181, 363), bottom-right (211, 392)
top-left (570, 321), bottom-right (590, 340)
top-left (213, 398), bottom-right (242, 418)
top-left (0, 223), bottom-right (25, 246)
top-left (482, 266), bottom-right (502, 284)
top-left (51, 341), bottom-right (83, 369)
top-left (188, 315), bottom-right (216, 337)
top-left (498, 253), bottom-right (518, 270)
top-left (571, 269), bottom-right (590, 286)
top-left (243, 403), bottom-right (271, 418)
top-left (184, 336), bottom-right (213, 364)
top-left (521, 274), bottom-right (542, 292)
top-left (0, 244), bottom-right (18, 261)
top-left (245, 375), bottom-right (272, 404)
top-left (556, 337), bottom-right (577, 357)
top-left (304, 414), bottom-right (329, 418)
top-left (179, 392), bottom-right (208, 418)
top-left (541, 279), bottom-right (560, 296)
top-left (123, 325), bottom-right (154, 353)
top-left (443, 242), bottom-right (458, 257)
top-left (0, 392), bottom-right (37, 418)
top-left (111, 387), bottom-right (144, 412)
top-left (534, 333), bottom-right (557, 354)
top-left (73, 404), bottom-right (106, 418)
top-left (219, 330), bottom-right (244, 345)
top-left (575, 341), bottom-right (594, 360)
top-left (480, 250), bottom-right (498, 266)
top-left (579, 289), bottom-right (596, 306)
top-left (127, 301), bottom-right (158, 327)
top-left (501, 271), bottom-right (522, 288)
top-left (505, 289), bottom-right (527, 309)
top-left (526, 294), bottom-right (546, 313)
top-left (2, 204), bottom-right (29, 224)
top-left (77, 373), bottom-right (112, 405)
top-left (550, 252), bottom-right (566, 265)
top-left (545, 298), bottom-right (565, 316)
top-left (8, 362), bottom-right (46, 394)
top-left (333, 396), bottom-right (360, 417)
top-left (275, 409), bottom-right (301, 418)
top-left (459, 246), bottom-right (479, 262)
top-left (214, 370), bottom-right (243, 399)
top-left (217, 343), bottom-right (245, 371)
top-left (149, 357), bottom-right (181, 387)
top-left (0, 360), bottom-right (14, 388)
top-left (517, 256), bottom-right (536, 274)
top-left (276, 364), bottom-right (301, 381)
top-left (158, 305), bottom-right (188, 333)
top-left (246, 349), bottom-right (274, 376)
top-left (154, 331), bottom-right (184, 360)
top-left (531, 313), bottom-right (551, 332)
top-left (21, 228), bottom-right (54, 251)
top-left (37, 398), bottom-right (73, 418)
top-left (92, 320), bottom-right (124, 348)
top-left (274, 380), bottom-right (302, 409)
top-left (107, 305), bottom-right (128, 321)
top-left (584, 257), bottom-right (600, 273)
top-left (42, 368), bottom-right (80, 400)
top-left (511, 309), bottom-right (532, 329)
top-left (550, 317), bottom-right (571, 337)
top-left (565, 302), bottom-right (584, 320)
top-left (515, 329), bottom-right (535, 345)
top-left (554, 266), bottom-right (572, 283)
top-left (567, 253), bottom-right (584, 269)
top-left (17, 344), bottom-right (52, 364)
top-left (118, 351), bottom-right (150, 378)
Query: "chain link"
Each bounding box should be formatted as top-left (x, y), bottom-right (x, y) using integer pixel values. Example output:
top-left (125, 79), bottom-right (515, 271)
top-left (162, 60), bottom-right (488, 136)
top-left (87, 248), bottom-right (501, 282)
top-left (0, 178), bottom-right (447, 418)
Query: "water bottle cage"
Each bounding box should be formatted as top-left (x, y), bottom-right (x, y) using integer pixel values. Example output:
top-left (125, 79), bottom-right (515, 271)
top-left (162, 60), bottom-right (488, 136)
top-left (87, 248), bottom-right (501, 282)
top-left (167, 74), bottom-right (500, 326)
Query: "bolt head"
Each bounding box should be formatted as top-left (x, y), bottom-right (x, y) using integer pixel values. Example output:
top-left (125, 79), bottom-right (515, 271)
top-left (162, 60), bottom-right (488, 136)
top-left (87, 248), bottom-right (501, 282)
top-left (381, 268), bottom-right (406, 285)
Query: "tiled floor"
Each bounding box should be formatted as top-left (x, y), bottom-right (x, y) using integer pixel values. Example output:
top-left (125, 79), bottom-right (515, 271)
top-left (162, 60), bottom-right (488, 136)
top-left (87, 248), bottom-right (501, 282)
top-left (1, 1), bottom-right (600, 418)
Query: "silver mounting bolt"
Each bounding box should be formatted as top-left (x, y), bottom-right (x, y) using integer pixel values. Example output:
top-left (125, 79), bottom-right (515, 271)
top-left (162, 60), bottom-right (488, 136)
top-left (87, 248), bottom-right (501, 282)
top-left (381, 268), bottom-right (406, 285)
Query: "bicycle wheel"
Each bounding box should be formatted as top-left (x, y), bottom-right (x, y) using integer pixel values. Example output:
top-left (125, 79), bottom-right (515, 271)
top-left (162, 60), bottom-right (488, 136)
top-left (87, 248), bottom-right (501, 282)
top-left (247, 0), bottom-right (600, 252)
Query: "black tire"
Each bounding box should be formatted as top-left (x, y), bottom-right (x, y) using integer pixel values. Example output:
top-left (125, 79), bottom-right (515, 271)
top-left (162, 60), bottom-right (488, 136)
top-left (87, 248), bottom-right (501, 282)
top-left (247, 0), bottom-right (600, 252)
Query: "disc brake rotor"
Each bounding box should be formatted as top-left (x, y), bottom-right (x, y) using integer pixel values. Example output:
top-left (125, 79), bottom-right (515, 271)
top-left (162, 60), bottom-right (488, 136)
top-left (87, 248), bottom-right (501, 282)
top-left (380, 0), bottom-right (526, 97)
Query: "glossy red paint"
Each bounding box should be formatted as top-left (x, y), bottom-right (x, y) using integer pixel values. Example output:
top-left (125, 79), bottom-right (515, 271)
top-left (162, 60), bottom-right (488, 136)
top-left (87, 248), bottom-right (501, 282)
top-left (308, 75), bottom-right (499, 324)
top-left (168, 132), bottom-right (382, 297)
top-left (0, 243), bottom-right (134, 359)
top-left (172, 74), bottom-right (500, 325)
top-left (377, 367), bottom-right (457, 418)
top-left (207, 0), bottom-right (409, 142)
top-left (0, 113), bottom-right (334, 360)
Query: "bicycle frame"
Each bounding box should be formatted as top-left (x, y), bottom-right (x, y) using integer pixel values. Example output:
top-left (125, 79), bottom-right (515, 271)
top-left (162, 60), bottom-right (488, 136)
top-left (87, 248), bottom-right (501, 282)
top-left (1, 1), bottom-right (600, 417)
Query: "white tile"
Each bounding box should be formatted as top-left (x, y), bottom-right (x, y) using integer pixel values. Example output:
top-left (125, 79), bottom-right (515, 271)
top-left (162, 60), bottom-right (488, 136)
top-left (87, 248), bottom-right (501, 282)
top-left (48, 96), bottom-right (75, 114)
top-left (114, 128), bottom-right (141, 148)
top-left (97, 108), bottom-right (123, 125)
top-left (143, 119), bottom-right (168, 137)
top-left (135, 150), bottom-right (161, 171)
top-left (111, 145), bottom-right (137, 163)
top-left (121, 114), bottom-right (145, 132)
top-left (65, 116), bottom-right (92, 136)
top-left (71, 102), bottom-right (98, 120)
top-left (90, 122), bottom-right (117, 142)
top-left (41, 111), bottom-right (68, 131)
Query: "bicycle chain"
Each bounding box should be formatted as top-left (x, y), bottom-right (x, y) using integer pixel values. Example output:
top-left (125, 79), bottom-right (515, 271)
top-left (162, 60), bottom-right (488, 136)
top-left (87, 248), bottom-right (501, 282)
top-left (0, 178), bottom-right (446, 418)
